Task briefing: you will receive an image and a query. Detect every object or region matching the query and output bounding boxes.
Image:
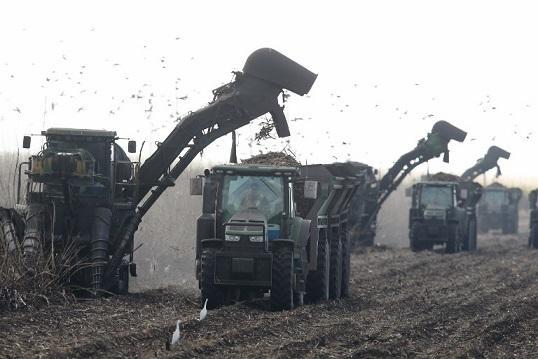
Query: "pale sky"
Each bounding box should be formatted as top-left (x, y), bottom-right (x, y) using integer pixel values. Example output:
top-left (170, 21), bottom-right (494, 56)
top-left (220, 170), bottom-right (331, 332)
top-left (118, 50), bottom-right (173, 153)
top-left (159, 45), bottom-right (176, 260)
top-left (1, 1), bottom-right (537, 186)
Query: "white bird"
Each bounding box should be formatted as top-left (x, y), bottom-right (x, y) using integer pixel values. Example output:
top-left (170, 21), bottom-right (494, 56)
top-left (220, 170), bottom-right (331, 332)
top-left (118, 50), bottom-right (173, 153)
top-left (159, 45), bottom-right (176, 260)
top-left (199, 299), bottom-right (208, 321)
top-left (170, 320), bottom-right (181, 346)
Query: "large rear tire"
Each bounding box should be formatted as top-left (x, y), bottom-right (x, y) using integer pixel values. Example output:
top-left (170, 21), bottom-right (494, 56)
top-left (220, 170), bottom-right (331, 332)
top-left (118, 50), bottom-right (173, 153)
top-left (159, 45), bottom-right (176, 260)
top-left (200, 248), bottom-right (226, 309)
top-left (462, 218), bottom-right (477, 252)
top-left (270, 244), bottom-right (294, 311)
top-left (446, 224), bottom-right (460, 254)
top-left (306, 229), bottom-right (330, 302)
top-left (328, 236), bottom-right (342, 299)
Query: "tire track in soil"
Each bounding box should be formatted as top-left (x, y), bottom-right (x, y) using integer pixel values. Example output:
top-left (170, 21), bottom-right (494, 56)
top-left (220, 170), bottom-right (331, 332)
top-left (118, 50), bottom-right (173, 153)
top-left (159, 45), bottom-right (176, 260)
top-left (1, 234), bottom-right (538, 358)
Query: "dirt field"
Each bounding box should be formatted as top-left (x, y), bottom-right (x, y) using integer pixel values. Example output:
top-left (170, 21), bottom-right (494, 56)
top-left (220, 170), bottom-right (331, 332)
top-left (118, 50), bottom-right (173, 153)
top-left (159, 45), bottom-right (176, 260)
top-left (1, 233), bottom-right (537, 358)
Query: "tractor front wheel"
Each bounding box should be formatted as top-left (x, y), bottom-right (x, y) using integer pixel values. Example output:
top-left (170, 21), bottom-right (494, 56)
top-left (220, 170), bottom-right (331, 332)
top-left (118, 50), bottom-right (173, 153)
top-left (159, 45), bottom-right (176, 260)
top-left (270, 244), bottom-right (294, 311)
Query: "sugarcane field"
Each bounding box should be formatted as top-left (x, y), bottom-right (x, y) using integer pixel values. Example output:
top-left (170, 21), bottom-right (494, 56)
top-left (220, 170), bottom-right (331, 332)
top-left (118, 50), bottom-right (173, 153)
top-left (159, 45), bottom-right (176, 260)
top-left (1, 2), bottom-right (538, 358)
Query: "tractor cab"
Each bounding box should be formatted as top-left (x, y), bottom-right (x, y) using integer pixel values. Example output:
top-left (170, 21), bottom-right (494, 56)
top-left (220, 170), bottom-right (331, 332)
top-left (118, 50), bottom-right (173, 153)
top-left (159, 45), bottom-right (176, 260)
top-left (411, 182), bottom-right (459, 216)
top-left (209, 164), bottom-right (298, 244)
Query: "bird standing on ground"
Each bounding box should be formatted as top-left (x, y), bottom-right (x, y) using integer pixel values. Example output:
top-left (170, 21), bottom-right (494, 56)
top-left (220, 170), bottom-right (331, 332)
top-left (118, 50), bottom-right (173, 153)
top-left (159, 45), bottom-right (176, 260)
top-left (199, 299), bottom-right (208, 321)
top-left (170, 320), bottom-right (181, 346)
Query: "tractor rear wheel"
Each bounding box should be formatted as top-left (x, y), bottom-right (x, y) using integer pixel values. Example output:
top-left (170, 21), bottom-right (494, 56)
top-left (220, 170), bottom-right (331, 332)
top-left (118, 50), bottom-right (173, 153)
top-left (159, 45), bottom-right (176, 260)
top-left (200, 248), bottom-right (225, 309)
top-left (270, 244), bottom-right (294, 311)
top-left (328, 236), bottom-right (342, 299)
top-left (446, 224), bottom-right (460, 254)
top-left (306, 229), bottom-right (330, 302)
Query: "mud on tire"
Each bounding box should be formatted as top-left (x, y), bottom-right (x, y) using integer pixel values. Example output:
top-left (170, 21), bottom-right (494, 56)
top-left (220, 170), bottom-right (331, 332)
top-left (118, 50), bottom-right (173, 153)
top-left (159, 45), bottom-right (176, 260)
top-left (270, 244), bottom-right (294, 311)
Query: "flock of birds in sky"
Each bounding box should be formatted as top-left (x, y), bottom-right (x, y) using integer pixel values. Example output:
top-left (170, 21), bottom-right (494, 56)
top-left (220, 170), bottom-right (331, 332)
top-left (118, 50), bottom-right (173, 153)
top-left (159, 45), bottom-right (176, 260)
top-left (1, 26), bottom-right (534, 165)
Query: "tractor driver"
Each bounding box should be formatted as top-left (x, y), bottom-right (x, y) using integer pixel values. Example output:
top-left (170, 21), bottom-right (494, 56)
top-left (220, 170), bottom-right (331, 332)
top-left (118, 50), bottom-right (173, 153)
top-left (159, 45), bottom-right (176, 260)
top-left (240, 181), bottom-right (270, 211)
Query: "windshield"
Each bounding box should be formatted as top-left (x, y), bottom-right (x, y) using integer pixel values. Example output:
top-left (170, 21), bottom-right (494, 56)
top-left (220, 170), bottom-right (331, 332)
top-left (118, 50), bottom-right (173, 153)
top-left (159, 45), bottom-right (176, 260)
top-left (420, 185), bottom-right (453, 209)
top-left (221, 175), bottom-right (284, 224)
top-left (481, 190), bottom-right (508, 209)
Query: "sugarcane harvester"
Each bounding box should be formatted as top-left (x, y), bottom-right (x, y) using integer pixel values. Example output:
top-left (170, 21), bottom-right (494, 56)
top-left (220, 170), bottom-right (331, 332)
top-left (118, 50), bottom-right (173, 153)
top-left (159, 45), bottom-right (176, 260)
top-left (349, 121), bottom-right (468, 246)
top-left (1, 48), bottom-right (317, 295)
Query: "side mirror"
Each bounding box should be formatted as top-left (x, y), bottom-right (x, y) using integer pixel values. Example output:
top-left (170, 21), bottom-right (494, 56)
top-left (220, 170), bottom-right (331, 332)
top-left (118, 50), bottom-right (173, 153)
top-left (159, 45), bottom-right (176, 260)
top-left (190, 177), bottom-right (203, 196)
top-left (128, 140), bottom-right (137, 153)
top-left (304, 180), bottom-right (318, 199)
top-left (404, 187), bottom-right (412, 197)
top-left (460, 189), bottom-right (468, 200)
top-left (23, 136), bottom-right (31, 149)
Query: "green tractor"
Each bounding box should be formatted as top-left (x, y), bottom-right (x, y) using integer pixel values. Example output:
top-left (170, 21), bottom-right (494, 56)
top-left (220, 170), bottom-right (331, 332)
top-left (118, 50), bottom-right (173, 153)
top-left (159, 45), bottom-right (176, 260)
top-left (408, 179), bottom-right (482, 253)
top-left (477, 183), bottom-right (522, 234)
top-left (192, 162), bottom-right (361, 310)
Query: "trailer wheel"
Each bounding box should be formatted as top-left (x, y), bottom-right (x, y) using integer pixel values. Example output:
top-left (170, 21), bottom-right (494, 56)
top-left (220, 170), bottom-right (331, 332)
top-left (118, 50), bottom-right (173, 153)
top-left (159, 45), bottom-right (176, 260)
top-left (200, 248), bottom-right (225, 309)
top-left (270, 244), bottom-right (294, 311)
top-left (340, 235), bottom-right (351, 298)
top-left (328, 237), bottom-right (342, 299)
top-left (446, 224), bottom-right (460, 254)
top-left (306, 229), bottom-right (330, 302)
top-left (530, 224), bottom-right (538, 249)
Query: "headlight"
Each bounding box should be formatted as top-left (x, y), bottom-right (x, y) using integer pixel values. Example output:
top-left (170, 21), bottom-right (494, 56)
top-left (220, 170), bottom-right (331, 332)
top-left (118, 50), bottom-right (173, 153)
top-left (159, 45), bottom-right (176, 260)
top-left (225, 234), bottom-right (240, 242)
top-left (250, 235), bottom-right (264, 242)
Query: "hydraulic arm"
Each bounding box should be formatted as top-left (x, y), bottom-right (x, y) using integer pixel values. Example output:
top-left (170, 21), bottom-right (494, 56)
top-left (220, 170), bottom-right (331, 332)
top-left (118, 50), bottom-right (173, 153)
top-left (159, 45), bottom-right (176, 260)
top-left (373, 120), bottom-right (467, 220)
top-left (460, 146), bottom-right (510, 181)
top-left (103, 48), bottom-right (317, 288)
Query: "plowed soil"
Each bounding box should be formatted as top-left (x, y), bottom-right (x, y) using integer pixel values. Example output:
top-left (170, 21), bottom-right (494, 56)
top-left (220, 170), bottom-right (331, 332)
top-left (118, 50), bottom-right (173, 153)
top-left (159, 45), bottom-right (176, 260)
top-left (1, 234), bottom-right (537, 358)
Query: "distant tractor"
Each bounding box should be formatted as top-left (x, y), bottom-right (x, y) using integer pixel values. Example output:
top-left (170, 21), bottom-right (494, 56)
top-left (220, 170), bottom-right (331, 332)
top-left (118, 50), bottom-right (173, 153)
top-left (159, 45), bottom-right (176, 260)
top-left (192, 162), bottom-right (361, 310)
top-left (477, 183), bottom-right (522, 234)
top-left (407, 179), bottom-right (482, 253)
